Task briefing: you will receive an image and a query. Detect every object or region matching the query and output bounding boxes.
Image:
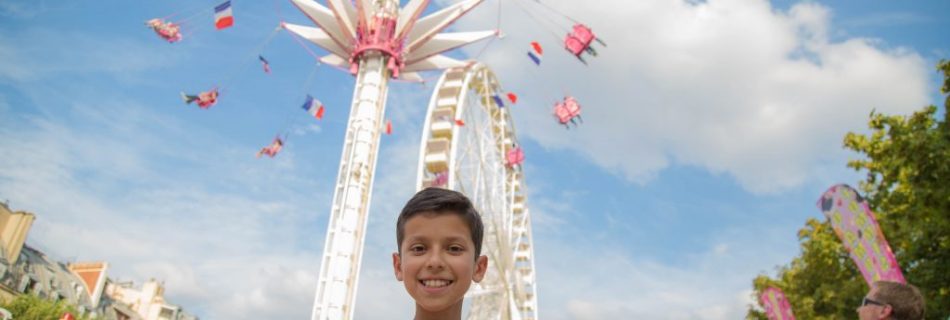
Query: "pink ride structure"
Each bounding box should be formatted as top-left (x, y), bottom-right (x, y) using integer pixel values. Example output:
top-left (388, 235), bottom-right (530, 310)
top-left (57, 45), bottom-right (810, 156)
top-left (564, 24), bottom-right (605, 64)
top-left (554, 96), bottom-right (583, 128)
top-left (146, 19), bottom-right (182, 43)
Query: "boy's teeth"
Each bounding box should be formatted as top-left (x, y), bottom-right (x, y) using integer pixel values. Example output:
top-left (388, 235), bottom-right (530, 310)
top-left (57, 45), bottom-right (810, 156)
top-left (422, 280), bottom-right (451, 287)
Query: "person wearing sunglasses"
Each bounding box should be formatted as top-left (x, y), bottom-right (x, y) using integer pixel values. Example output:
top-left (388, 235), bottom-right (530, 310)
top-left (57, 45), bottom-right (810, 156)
top-left (857, 281), bottom-right (925, 320)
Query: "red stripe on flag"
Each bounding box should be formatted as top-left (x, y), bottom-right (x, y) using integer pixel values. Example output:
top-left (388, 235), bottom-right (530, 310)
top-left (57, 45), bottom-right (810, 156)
top-left (531, 41), bottom-right (543, 55)
top-left (216, 17), bottom-right (234, 30)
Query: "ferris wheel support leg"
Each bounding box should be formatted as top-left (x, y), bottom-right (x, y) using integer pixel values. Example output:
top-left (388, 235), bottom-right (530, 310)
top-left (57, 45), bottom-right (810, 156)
top-left (311, 53), bottom-right (391, 320)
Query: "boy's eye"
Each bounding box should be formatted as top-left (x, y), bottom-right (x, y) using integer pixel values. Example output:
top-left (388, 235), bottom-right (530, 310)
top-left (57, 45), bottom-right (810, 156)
top-left (409, 245), bottom-right (425, 254)
top-left (448, 245), bottom-right (464, 253)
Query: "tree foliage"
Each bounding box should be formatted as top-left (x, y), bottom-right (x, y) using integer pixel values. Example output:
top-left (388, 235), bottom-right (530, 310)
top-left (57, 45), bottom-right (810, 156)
top-left (0, 294), bottom-right (97, 320)
top-left (748, 60), bottom-right (950, 319)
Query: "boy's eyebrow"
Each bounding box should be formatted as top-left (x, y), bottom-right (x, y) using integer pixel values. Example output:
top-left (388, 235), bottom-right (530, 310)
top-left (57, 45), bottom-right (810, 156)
top-left (404, 235), bottom-right (429, 243)
top-left (443, 236), bottom-right (468, 243)
top-left (404, 235), bottom-right (469, 243)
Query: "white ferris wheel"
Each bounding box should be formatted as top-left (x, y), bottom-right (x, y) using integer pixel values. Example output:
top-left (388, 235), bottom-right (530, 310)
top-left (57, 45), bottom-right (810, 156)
top-left (415, 63), bottom-right (539, 320)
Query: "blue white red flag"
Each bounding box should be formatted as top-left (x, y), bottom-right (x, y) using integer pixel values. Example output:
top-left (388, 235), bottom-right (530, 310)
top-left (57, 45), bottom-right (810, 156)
top-left (214, 1), bottom-right (234, 30)
top-left (259, 55), bottom-right (270, 74)
top-left (527, 41), bottom-right (542, 65)
top-left (300, 95), bottom-right (325, 120)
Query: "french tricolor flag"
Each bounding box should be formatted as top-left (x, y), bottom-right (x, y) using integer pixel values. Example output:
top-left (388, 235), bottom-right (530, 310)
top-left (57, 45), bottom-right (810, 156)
top-left (527, 41), bottom-right (543, 65)
top-left (259, 55), bottom-right (271, 74)
top-left (214, 1), bottom-right (234, 30)
top-left (301, 95), bottom-right (325, 120)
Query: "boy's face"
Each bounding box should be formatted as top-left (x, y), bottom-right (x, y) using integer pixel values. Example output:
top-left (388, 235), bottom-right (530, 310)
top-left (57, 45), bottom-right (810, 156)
top-left (393, 213), bottom-right (488, 313)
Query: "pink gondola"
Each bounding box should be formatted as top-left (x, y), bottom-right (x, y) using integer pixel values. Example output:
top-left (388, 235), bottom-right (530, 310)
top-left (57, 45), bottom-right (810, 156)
top-left (146, 18), bottom-right (182, 43)
top-left (563, 24), bottom-right (605, 64)
top-left (553, 96), bottom-right (583, 129)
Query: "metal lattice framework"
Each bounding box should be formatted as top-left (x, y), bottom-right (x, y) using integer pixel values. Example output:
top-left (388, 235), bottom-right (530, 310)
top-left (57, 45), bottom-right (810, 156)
top-left (416, 63), bottom-right (538, 320)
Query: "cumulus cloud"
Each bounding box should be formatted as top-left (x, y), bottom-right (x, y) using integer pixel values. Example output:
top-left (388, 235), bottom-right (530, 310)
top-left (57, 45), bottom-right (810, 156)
top-left (0, 97), bottom-right (326, 318)
top-left (527, 232), bottom-right (786, 320)
top-left (457, 0), bottom-right (930, 194)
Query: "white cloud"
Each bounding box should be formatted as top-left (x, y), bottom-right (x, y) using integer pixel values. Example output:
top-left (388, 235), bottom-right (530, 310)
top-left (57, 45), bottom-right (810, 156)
top-left (530, 235), bottom-right (780, 320)
top-left (0, 97), bottom-right (326, 318)
top-left (291, 123), bottom-right (323, 136)
top-left (456, 0), bottom-right (930, 194)
top-left (0, 1), bottom-right (56, 19)
top-left (0, 27), bottom-right (183, 83)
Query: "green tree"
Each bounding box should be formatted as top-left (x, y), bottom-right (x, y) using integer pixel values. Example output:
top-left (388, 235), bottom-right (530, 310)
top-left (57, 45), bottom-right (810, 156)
top-left (748, 60), bottom-right (950, 319)
top-left (0, 294), bottom-right (98, 320)
top-left (747, 219), bottom-right (866, 319)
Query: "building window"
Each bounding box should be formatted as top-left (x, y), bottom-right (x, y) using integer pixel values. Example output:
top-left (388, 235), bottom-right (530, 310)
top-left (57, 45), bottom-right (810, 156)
top-left (115, 310), bottom-right (131, 320)
top-left (158, 307), bottom-right (175, 320)
top-left (18, 277), bottom-right (36, 293)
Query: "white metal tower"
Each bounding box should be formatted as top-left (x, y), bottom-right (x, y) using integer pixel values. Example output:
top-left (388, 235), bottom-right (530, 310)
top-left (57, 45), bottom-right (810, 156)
top-left (283, 0), bottom-right (494, 319)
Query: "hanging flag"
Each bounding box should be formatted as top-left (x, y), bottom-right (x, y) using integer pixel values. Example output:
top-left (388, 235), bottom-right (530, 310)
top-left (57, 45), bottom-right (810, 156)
top-left (531, 41), bottom-right (543, 55)
top-left (492, 95), bottom-right (505, 108)
top-left (214, 1), bottom-right (234, 30)
top-left (527, 41), bottom-right (543, 65)
top-left (506, 92), bottom-right (518, 104)
top-left (300, 95), bottom-right (325, 120)
top-left (385, 119), bottom-right (392, 135)
top-left (759, 287), bottom-right (796, 320)
top-left (818, 184), bottom-right (906, 285)
top-left (455, 119), bottom-right (465, 126)
top-left (259, 55), bottom-right (271, 74)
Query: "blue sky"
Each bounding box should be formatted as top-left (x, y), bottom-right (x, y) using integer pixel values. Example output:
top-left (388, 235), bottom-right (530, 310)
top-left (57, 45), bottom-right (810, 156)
top-left (0, 0), bottom-right (947, 319)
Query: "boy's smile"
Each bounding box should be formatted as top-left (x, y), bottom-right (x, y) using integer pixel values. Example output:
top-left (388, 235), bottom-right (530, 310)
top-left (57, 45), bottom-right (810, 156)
top-left (393, 213), bottom-right (488, 317)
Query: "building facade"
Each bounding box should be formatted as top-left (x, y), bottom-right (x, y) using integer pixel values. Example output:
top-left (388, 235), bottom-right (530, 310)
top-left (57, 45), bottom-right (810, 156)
top-left (0, 202), bottom-right (197, 320)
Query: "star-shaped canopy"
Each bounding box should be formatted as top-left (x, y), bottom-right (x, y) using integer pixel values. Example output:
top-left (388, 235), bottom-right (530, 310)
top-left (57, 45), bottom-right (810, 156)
top-left (285, 0), bottom-right (496, 82)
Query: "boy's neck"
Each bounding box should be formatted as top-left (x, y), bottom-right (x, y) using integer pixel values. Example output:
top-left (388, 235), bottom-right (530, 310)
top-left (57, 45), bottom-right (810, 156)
top-left (413, 301), bottom-right (463, 320)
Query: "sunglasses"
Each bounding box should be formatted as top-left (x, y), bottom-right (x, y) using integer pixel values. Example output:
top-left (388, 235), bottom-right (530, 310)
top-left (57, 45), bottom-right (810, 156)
top-left (862, 297), bottom-right (886, 307)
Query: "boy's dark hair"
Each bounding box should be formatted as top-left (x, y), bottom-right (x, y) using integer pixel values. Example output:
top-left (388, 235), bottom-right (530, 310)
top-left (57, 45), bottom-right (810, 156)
top-left (396, 188), bottom-right (484, 258)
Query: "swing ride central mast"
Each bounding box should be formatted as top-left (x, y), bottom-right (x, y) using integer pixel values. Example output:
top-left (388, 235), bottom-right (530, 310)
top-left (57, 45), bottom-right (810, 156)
top-left (284, 0), bottom-right (495, 319)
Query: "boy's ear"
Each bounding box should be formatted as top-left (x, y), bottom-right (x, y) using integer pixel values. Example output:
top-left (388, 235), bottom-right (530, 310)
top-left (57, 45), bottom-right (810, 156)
top-left (879, 304), bottom-right (893, 318)
top-left (392, 252), bottom-right (404, 281)
top-left (472, 255), bottom-right (488, 283)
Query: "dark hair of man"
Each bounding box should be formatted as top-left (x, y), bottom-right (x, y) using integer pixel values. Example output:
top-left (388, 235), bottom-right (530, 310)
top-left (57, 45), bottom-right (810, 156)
top-left (873, 281), bottom-right (925, 320)
top-left (396, 188), bottom-right (484, 258)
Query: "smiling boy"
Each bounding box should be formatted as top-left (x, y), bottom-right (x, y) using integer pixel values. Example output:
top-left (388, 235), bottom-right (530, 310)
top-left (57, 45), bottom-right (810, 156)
top-left (393, 188), bottom-right (488, 320)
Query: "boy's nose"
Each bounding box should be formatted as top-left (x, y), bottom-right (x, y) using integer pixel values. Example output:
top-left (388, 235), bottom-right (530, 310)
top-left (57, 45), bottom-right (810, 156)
top-left (425, 252), bottom-right (446, 269)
